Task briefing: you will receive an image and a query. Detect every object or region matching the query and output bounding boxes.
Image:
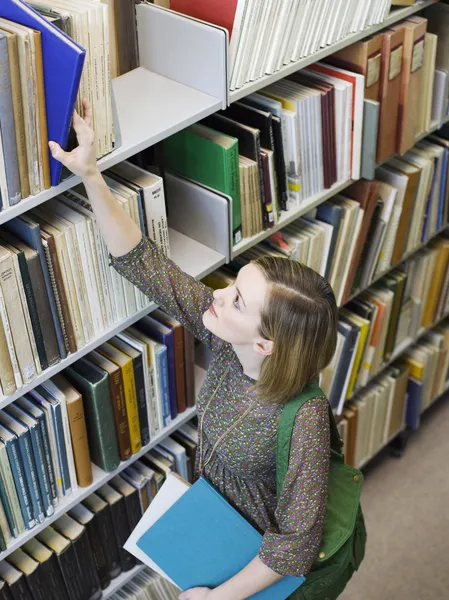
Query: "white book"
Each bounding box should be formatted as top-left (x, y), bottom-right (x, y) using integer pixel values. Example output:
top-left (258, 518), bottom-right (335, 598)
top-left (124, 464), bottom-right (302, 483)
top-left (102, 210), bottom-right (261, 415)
top-left (178, 422), bottom-right (199, 445)
top-left (158, 437), bottom-right (188, 481)
top-left (265, 0), bottom-right (291, 74)
top-left (276, 0), bottom-right (296, 70)
top-left (432, 69), bottom-right (449, 125)
top-left (237, 0), bottom-right (264, 87)
top-left (303, 217), bottom-right (334, 277)
top-left (41, 378), bottom-right (78, 495)
top-left (248, 0), bottom-right (271, 80)
top-left (337, 206), bottom-right (364, 306)
top-left (292, 0), bottom-right (311, 61)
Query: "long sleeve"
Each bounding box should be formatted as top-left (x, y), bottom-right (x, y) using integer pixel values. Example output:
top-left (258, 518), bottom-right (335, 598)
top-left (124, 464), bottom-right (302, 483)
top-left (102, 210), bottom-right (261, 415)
top-left (258, 397), bottom-right (330, 577)
top-left (110, 236), bottom-right (219, 348)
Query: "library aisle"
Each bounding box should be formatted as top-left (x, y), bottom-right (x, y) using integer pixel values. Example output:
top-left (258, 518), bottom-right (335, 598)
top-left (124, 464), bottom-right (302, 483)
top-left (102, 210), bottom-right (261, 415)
top-left (343, 396), bottom-right (449, 600)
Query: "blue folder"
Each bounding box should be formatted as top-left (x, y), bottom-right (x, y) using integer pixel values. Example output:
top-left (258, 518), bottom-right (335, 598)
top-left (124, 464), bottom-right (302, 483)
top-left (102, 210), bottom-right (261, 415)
top-left (0, 0), bottom-right (85, 187)
top-left (136, 477), bottom-right (304, 599)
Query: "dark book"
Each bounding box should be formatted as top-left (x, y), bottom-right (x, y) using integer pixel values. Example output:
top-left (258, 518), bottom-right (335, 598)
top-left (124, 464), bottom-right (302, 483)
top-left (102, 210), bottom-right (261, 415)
top-left (4, 215), bottom-right (65, 360)
top-left (355, 197), bottom-right (385, 292)
top-left (22, 537), bottom-right (69, 600)
top-left (137, 316), bottom-right (178, 421)
top-left (0, 578), bottom-right (13, 600)
top-left (183, 329), bottom-right (196, 409)
top-left (109, 474), bottom-right (143, 534)
top-left (0, 562), bottom-right (33, 600)
top-left (82, 493), bottom-right (122, 580)
top-left (202, 113), bottom-right (269, 229)
top-left (96, 484), bottom-right (136, 572)
top-left (0, 231), bottom-right (48, 370)
top-left (0, 425), bottom-right (34, 530)
top-left (406, 377), bottom-right (424, 431)
top-left (375, 270), bottom-right (407, 361)
top-left (152, 309), bottom-right (187, 414)
top-left (329, 320), bottom-right (359, 413)
top-left (5, 405), bottom-right (53, 519)
top-left (0, 412), bottom-right (44, 525)
top-left (65, 359), bottom-right (120, 472)
top-left (88, 350), bottom-right (132, 461)
top-left (53, 515), bottom-right (101, 600)
top-left (69, 503), bottom-right (111, 590)
top-left (316, 201), bottom-right (344, 281)
top-left (17, 396), bottom-right (58, 508)
top-left (36, 527), bottom-right (86, 600)
top-left (6, 548), bottom-right (49, 600)
top-left (109, 336), bottom-right (150, 446)
top-left (0, 522), bottom-right (6, 552)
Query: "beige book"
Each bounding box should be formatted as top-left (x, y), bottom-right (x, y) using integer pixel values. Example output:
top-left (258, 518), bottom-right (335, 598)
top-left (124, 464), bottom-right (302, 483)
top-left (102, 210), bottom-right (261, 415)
top-left (33, 29), bottom-right (51, 190)
top-left (0, 28), bottom-right (30, 199)
top-left (0, 240), bottom-right (41, 376)
top-left (0, 439), bottom-right (25, 535)
top-left (238, 157), bottom-right (251, 238)
top-left (0, 285), bottom-right (22, 389)
top-left (31, 208), bottom-right (86, 348)
top-left (0, 245), bottom-right (36, 384)
top-left (420, 33), bottom-right (438, 135)
top-left (0, 19), bottom-right (40, 195)
top-left (0, 296), bottom-right (15, 396)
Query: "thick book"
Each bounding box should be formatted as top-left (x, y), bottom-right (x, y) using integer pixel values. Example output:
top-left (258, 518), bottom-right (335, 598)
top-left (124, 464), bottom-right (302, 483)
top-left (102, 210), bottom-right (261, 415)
top-left (109, 474), bottom-right (143, 536)
top-left (0, 0), bottom-right (85, 186)
top-left (53, 514), bottom-right (101, 600)
top-left (81, 493), bottom-right (122, 580)
top-left (0, 561), bottom-right (33, 600)
top-left (4, 215), bottom-right (65, 360)
top-left (126, 473), bottom-right (304, 598)
top-left (6, 548), bottom-right (48, 600)
top-left (65, 359), bottom-right (120, 472)
top-left (163, 124), bottom-right (242, 245)
top-left (22, 537), bottom-right (69, 600)
top-left (88, 350), bottom-right (132, 461)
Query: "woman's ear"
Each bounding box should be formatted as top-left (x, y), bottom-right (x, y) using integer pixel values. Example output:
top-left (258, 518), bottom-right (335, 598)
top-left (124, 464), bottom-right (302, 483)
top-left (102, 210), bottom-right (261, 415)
top-left (254, 338), bottom-right (274, 357)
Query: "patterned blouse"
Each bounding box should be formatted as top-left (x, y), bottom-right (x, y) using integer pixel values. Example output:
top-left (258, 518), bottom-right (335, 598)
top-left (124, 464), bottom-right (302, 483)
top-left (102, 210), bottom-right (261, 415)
top-left (110, 236), bottom-right (330, 578)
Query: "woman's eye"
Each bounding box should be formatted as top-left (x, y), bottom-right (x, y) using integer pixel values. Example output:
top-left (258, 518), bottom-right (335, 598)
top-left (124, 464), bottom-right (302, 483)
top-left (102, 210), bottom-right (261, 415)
top-left (234, 295), bottom-right (240, 310)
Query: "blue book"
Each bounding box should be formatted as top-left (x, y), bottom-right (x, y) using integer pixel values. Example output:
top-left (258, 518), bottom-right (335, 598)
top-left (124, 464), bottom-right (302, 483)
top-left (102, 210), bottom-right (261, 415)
top-left (0, 411), bottom-right (45, 525)
top-left (4, 215), bottom-right (65, 359)
top-left (437, 149), bottom-right (448, 231)
top-left (0, 0), bottom-right (85, 187)
top-left (316, 201), bottom-right (344, 280)
top-left (329, 321), bottom-right (358, 411)
top-left (155, 342), bottom-right (171, 427)
top-left (0, 424), bottom-right (35, 530)
top-left (406, 377), bottom-right (423, 431)
top-left (6, 405), bottom-right (53, 519)
top-left (138, 316), bottom-right (177, 420)
top-left (17, 395), bottom-right (58, 507)
top-left (28, 387), bottom-right (72, 497)
top-left (136, 477), bottom-right (304, 598)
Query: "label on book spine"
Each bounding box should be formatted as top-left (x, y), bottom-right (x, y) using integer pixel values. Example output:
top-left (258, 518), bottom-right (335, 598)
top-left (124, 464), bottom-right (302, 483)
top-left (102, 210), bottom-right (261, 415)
top-left (411, 38), bottom-right (425, 73)
top-left (389, 45), bottom-right (403, 81)
top-left (366, 53), bottom-right (381, 88)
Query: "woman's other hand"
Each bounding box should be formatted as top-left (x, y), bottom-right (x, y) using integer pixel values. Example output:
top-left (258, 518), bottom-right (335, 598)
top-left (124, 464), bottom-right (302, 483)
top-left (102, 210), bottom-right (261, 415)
top-left (48, 98), bottom-right (98, 180)
top-left (179, 587), bottom-right (214, 600)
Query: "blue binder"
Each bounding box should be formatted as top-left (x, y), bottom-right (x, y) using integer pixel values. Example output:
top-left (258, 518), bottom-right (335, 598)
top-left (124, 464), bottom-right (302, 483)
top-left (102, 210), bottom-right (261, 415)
top-left (0, 0), bottom-right (85, 187)
top-left (136, 477), bottom-right (304, 599)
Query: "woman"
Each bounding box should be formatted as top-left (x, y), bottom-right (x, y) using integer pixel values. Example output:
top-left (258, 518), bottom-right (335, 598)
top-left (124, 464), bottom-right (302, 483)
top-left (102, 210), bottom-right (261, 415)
top-left (49, 101), bottom-right (338, 600)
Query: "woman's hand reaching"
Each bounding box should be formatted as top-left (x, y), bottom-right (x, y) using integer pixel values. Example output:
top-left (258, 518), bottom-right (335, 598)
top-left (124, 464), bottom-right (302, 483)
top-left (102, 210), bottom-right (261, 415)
top-left (48, 98), bottom-right (98, 180)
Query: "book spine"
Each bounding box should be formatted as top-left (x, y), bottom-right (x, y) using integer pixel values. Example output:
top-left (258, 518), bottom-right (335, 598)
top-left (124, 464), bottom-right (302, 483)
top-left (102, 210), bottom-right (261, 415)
top-left (0, 473), bottom-right (14, 542)
top-left (0, 510), bottom-right (7, 550)
top-left (0, 444), bottom-right (25, 535)
top-left (50, 403), bottom-right (72, 496)
top-left (4, 438), bottom-right (35, 529)
top-left (55, 543), bottom-right (86, 600)
top-left (66, 397), bottom-right (93, 488)
top-left (43, 242), bottom-right (70, 355)
top-left (157, 347), bottom-right (171, 427)
top-left (109, 369), bottom-right (132, 461)
top-left (16, 430), bottom-right (45, 524)
top-left (33, 32), bottom-right (51, 190)
top-left (27, 423), bottom-right (53, 518)
top-left (226, 141), bottom-right (243, 245)
top-left (183, 329), bottom-right (196, 408)
top-left (35, 413), bottom-right (58, 507)
top-left (132, 354), bottom-right (150, 446)
top-left (0, 294), bottom-right (16, 395)
top-left (0, 254), bottom-right (35, 384)
top-left (72, 528), bottom-right (102, 600)
top-left (122, 363), bottom-right (142, 454)
top-left (108, 497), bottom-right (136, 572)
top-left (54, 387), bottom-right (79, 495)
top-left (81, 518), bottom-right (111, 590)
top-left (17, 252), bottom-right (48, 370)
top-left (0, 36), bottom-right (21, 205)
top-left (92, 505), bottom-right (122, 579)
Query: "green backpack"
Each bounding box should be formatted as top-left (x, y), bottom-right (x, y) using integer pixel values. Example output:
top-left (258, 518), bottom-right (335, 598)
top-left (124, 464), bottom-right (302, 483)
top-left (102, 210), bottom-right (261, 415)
top-left (277, 383), bottom-right (366, 600)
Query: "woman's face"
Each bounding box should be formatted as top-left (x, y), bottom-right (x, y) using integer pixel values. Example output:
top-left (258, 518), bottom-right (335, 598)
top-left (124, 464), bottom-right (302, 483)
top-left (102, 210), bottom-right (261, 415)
top-left (202, 263), bottom-right (269, 346)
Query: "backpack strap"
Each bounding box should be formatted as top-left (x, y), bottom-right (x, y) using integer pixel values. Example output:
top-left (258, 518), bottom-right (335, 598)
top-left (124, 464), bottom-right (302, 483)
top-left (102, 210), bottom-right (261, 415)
top-left (276, 382), bottom-right (344, 499)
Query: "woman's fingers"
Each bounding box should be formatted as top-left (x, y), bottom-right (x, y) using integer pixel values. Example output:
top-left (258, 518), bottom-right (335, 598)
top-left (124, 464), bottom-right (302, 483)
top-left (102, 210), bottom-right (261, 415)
top-left (48, 141), bottom-right (71, 167)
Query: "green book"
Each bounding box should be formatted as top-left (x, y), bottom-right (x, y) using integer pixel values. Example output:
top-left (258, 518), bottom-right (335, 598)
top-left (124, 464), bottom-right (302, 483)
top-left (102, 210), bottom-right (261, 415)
top-left (65, 359), bottom-right (120, 473)
top-left (375, 271), bottom-right (407, 361)
top-left (163, 124), bottom-right (242, 245)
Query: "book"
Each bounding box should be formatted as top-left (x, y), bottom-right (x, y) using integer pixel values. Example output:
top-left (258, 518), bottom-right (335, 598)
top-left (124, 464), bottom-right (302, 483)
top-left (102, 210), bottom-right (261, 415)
top-left (0, 0), bottom-right (86, 186)
top-left (22, 537), bottom-right (69, 600)
top-left (65, 359), bottom-right (120, 472)
top-left (0, 561), bottom-right (33, 600)
top-left (127, 473), bottom-right (304, 598)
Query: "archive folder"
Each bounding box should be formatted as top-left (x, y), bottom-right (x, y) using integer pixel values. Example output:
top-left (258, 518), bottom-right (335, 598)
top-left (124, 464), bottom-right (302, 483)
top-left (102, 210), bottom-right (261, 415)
top-left (0, 0), bottom-right (85, 187)
top-left (127, 473), bottom-right (304, 599)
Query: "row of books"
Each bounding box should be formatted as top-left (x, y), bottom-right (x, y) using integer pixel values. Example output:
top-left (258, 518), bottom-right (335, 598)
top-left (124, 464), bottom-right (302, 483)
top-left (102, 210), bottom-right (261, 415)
top-left (0, 0), bottom-right (115, 206)
top-left (108, 567), bottom-right (179, 600)
top-left (170, 0), bottom-right (395, 91)
top-left (0, 319), bottom-right (197, 550)
top-left (0, 417), bottom-right (198, 597)
top-left (339, 317), bottom-right (449, 469)
top-left (162, 9), bottom-right (449, 246)
top-left (0, 160), bottom-right (169, 398)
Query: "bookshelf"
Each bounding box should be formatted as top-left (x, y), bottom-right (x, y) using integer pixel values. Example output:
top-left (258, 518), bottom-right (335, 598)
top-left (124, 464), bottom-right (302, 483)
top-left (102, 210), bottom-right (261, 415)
top-left (229, 0), bottom-right (439, 102)
top-left (103, 564), bottom-right (147, 600)
top-left (0, 229), bottom-right (225, 409)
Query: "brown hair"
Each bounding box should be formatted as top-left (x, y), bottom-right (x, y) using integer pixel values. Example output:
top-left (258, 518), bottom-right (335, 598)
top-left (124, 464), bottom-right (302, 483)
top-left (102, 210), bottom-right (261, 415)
top-left (252, 256), bottom-right (338, 405)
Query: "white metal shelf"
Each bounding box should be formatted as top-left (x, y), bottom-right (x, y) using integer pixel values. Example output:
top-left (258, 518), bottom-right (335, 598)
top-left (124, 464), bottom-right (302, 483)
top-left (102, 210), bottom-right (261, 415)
top-left (229, 0), bottom-right (439, 103)
top-left (0, 68), bottom-right (222, 226)
top-left (0, 228), bottom-right (224, 409)
top-left (103, 564), bottom-right (147, 600)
